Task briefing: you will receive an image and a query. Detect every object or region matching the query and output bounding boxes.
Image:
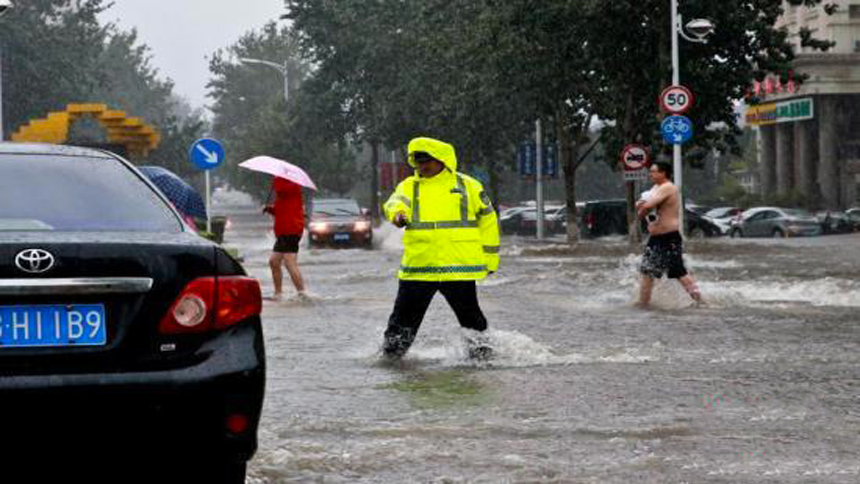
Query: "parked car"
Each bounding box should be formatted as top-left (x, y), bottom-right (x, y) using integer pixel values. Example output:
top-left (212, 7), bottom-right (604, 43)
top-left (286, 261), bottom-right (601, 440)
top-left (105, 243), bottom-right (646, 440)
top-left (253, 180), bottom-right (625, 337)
top-left (684, 209), bottom-right (724, 238)
top-left (815, 211), bottom-right (853, 235)
top-left (499, 206), bottom-right (529, 219)
top-left (730, 207), bottom-right (822, 238)
top-left (687, 203), bottom-right (713, 215)
top-left (847, 207), bottom-right (860, 231)
top-left (703, 206), bottom-right (742, 235)
top-left (704, 207), bottom-right (742, 219)
top-left (545, 205), bottom-right (567, 234)
top-left (580, 199), bottom-right (628, 238)
top-left (308, 198), bottom-right (373, 248)
top-left (0, 143), bottom-right (264, 479)
top-left (500, 206), bottom-right (530, 235)
top-left (500, 205), bottom-right (564, 235)
top-left (581, 199), bottom-right (721, 238)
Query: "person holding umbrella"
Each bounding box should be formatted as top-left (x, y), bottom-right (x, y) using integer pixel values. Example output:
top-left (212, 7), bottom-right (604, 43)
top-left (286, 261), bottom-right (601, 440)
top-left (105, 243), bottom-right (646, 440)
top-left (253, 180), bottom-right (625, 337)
top-left (239, 156), bottom-right (317, 301)
top-left (263, 177), bottom-right (306, 300)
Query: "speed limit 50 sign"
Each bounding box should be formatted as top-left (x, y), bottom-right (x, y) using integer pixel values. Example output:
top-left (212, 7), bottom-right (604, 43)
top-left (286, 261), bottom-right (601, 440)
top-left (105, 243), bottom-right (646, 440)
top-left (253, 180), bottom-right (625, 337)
top-left (660, 85), bottom-right (694, 114)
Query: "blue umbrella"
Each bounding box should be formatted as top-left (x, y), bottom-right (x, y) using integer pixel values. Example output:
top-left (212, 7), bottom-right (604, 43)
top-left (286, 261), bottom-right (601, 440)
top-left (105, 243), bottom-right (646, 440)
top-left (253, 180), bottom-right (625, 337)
top-left (139, 166), bottom-right (208, 220)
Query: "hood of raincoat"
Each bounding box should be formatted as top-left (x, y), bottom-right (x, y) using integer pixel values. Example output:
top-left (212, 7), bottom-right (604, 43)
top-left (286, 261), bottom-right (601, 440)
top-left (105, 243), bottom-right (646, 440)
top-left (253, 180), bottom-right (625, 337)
top-left (406, 137), bottom-right (457, 172)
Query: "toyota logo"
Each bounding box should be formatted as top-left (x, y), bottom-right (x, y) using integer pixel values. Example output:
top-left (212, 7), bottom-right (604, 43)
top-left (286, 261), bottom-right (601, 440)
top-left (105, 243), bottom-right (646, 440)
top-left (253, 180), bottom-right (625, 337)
top-left (14, 249), bottom-right (55, 274)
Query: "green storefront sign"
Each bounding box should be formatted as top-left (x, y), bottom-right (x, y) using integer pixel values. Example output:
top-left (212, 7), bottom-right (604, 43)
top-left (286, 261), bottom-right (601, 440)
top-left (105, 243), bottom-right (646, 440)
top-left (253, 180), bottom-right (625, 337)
top-left (775, 99), bottom-right (812, 120)
top-left (746, 97), bottom-right (814, 126)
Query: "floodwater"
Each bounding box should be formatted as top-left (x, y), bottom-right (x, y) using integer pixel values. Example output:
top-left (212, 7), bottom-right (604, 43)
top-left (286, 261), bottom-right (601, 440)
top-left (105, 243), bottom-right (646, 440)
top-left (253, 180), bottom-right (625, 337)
top-left (215, 191), bottom-right (860, 484)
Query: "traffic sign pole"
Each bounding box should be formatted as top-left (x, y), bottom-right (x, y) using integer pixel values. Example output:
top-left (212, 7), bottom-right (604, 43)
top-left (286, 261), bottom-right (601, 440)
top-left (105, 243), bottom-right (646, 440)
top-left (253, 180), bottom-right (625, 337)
top-left (189, 138), bottom-right (226, 236)
top-left (205, 171), bottom-right (211, 233)
top-left (671, 0), bottom-right (685, 234)
top-left (536, 119), bottom-right (544, 240)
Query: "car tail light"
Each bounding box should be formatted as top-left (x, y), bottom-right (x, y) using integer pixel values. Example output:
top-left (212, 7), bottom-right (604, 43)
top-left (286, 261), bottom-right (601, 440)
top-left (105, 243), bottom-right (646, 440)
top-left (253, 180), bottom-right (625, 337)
top-left (159, 277), bottom-right (262, 334)
top-left (586, 213), bottom-right (594, 229)
top-left (214, 276), bottom-right (262, 330)
top-left (226, 413), bottom-right (250, 435)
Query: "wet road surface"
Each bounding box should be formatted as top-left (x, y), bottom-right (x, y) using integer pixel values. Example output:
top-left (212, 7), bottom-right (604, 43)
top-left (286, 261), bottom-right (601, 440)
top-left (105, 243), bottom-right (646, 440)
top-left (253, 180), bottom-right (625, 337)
top-left (215, 193), bottom-right (860, 483)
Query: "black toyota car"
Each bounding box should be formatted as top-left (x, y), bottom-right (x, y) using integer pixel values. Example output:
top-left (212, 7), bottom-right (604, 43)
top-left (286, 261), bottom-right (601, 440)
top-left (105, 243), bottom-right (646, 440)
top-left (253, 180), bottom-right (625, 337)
top-left (0, 144), bottom-right (264, 481)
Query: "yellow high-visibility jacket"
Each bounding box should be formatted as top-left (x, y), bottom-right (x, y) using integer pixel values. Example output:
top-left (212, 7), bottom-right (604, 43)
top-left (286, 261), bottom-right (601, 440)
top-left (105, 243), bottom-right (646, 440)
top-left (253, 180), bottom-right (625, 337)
top-left (383, 137), bottom-right (500, 281)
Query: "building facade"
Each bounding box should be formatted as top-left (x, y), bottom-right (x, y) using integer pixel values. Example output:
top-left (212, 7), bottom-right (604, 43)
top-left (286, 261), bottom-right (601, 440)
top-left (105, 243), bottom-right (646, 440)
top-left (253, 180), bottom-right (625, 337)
top-left (746, 0), bottom-right (860, 209)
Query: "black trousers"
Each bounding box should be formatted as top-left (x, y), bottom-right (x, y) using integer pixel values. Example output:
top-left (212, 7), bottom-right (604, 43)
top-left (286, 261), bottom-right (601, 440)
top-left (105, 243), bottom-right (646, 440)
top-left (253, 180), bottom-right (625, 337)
top-left (383, 280), bottom-right (488, 356)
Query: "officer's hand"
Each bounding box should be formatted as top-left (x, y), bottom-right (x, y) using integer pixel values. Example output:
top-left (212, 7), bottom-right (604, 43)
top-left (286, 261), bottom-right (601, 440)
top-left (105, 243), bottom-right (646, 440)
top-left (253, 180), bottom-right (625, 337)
top-left (393, 212), bottom-right (408, 228)
top-left (262, 205), bottom-right (274, 215)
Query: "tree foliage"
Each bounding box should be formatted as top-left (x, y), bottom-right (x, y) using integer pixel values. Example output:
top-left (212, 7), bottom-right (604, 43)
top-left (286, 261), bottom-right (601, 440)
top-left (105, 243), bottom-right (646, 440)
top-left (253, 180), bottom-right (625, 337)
top-left (0, 0), bottom-right (204, 172)
top-left (207, 22), bottom-right (360, 200)
top-left (272, 0), bottom-right (835, 241)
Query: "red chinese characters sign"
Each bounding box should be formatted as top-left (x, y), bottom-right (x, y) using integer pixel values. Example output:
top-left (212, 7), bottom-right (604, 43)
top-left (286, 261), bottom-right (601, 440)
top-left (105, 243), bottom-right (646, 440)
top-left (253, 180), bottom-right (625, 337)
top-left (750, 73), bottom-right (797, 99)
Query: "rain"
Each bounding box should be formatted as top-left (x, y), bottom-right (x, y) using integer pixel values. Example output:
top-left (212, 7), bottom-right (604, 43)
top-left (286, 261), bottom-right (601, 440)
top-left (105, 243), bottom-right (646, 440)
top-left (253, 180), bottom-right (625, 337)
top-left (2, 1), bottom-right (860, 483)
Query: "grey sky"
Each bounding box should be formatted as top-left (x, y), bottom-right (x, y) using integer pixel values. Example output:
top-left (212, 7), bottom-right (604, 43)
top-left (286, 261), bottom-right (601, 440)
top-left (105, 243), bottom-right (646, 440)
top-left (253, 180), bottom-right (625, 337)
top-left (99, 0), bottom-right (284, 110)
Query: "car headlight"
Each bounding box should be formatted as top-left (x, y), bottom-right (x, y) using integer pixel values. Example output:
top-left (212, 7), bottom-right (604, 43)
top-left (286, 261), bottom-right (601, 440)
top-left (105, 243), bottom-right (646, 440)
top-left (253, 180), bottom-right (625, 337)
top-left (354, 220), bottom-right (371, 231)
top-left (310, 222), bottom-right (329, 233)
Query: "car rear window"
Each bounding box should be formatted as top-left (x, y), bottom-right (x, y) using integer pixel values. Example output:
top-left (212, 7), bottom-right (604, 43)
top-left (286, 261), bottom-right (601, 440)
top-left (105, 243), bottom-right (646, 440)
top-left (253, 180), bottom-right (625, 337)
top-left (0, 154), bottom-right (182, 232)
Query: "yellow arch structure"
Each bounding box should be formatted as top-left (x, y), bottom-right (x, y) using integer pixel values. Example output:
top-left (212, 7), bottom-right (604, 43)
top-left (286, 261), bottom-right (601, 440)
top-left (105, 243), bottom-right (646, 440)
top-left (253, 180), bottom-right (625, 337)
top-left (11, 103), bottom-right (161, 157)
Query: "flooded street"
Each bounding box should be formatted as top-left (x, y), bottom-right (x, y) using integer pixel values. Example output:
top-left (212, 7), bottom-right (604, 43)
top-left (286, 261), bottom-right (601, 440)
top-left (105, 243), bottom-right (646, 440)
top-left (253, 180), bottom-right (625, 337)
top-left (217, 194), bottom-right (860, 484)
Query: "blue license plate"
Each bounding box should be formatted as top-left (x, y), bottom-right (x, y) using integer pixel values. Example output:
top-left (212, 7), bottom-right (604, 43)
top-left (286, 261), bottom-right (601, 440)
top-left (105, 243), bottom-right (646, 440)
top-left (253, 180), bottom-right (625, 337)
top-left (333, 233), bottom-right (350, 242)
top-left (0, 304), bottom-right (107, 348)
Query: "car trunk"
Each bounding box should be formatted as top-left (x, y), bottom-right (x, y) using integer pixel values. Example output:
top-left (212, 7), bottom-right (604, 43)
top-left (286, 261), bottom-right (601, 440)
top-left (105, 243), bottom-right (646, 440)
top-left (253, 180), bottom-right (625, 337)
top-left (0, 231), bottom-right (219, 375)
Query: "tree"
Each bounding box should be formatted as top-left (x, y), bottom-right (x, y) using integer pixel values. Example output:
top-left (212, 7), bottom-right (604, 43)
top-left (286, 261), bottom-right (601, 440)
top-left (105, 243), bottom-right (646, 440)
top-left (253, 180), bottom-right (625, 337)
top-left (207, 22), bottom-right (360, 200)
top-left (1, 0), bottom-right (205, 171)
top-left (1, 0), bottom-right (109, 135)
top-left (278, 0), bottom-right (835, 244)
top-left (285, 0), bottom-right (423, 220)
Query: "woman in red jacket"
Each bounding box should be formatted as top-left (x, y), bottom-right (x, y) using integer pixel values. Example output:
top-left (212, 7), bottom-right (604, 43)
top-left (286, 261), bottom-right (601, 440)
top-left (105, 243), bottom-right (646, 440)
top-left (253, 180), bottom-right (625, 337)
top-left (264, 177), bottom-right (306, 299)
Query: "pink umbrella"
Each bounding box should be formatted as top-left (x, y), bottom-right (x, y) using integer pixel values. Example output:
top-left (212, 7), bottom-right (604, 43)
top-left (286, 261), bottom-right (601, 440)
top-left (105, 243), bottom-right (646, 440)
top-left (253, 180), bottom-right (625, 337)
top-left (238, 156), bottom-right (318, 191)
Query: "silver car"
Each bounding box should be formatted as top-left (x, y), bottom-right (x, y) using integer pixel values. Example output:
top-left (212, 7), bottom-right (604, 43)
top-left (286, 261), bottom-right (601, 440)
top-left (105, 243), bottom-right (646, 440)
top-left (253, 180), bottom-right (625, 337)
top-left (730, 207), bottom-right (822, 238)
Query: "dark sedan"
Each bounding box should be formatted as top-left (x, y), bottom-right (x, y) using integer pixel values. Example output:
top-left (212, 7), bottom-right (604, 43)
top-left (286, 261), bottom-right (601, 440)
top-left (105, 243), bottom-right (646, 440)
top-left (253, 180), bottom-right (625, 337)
top-left (0, 144), bottom-right (264, 480)
top-left (580, 199), bottom-right (721, 238)
top-left (684, 209), bottom-right (724, 238)
top-left (308, 198), bottom-right (373, 248)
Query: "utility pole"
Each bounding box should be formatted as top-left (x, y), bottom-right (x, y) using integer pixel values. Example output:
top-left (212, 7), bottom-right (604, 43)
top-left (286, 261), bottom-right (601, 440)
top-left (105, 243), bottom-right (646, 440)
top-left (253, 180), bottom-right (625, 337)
top-left (536, 119), bottom-right (545, 240)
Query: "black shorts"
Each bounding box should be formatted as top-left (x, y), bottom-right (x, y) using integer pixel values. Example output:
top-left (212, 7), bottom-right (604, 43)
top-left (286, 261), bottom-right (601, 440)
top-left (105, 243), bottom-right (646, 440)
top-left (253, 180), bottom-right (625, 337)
top-left (273, 235), bottom-right (301, 253)
top-left (640, 231), bottom-right (688, 279)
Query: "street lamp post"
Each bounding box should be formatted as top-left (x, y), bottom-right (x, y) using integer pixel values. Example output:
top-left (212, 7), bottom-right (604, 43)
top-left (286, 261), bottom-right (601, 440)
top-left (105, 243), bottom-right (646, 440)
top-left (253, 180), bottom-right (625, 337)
top-left (239, 57), bottom-right (290, 104)
top-left (670, 0), bottom-right (714, 232)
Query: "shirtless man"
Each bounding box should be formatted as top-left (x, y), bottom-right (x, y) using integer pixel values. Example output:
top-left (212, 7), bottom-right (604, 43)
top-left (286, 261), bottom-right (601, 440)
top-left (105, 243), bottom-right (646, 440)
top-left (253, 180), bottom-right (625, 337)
top-left (635, 161), bottom-right (703, 307)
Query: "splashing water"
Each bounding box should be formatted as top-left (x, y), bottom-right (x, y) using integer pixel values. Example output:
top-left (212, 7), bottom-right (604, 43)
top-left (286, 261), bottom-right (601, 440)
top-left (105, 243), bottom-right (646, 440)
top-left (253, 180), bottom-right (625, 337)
top-left (402, 329), bottom-right (659, 368)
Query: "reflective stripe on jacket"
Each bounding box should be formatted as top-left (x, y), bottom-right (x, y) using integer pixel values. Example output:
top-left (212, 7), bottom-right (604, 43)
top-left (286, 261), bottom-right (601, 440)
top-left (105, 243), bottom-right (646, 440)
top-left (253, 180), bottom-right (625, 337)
top-left (383, 137), bottom-right (500, 281)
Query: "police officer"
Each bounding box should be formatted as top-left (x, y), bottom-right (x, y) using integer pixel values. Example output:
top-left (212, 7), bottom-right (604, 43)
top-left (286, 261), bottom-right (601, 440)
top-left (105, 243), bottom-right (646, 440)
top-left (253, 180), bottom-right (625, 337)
top-left (381, 137), bottom-right (500, 359)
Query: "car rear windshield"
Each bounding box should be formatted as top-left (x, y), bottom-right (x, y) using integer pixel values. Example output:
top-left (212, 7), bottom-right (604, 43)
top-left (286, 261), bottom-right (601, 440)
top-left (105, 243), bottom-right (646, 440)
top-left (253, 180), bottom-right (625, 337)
top-left (313, 200), bottom-right (360, 216)
top-left (0, 154), bottom-right (182, 232)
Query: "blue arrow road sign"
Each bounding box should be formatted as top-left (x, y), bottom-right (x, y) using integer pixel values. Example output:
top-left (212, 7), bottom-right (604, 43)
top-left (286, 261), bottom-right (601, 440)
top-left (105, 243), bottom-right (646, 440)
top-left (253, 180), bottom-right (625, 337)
top-left (190, 138), bottom-right (225, 171)
top-left (661, 115), bottom-right (693, 145)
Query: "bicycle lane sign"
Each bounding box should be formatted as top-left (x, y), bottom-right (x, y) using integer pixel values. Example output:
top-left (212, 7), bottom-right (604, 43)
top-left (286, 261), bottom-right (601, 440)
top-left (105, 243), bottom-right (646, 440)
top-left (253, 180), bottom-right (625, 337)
top-left (661, 115), bottom-right (693, 145)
